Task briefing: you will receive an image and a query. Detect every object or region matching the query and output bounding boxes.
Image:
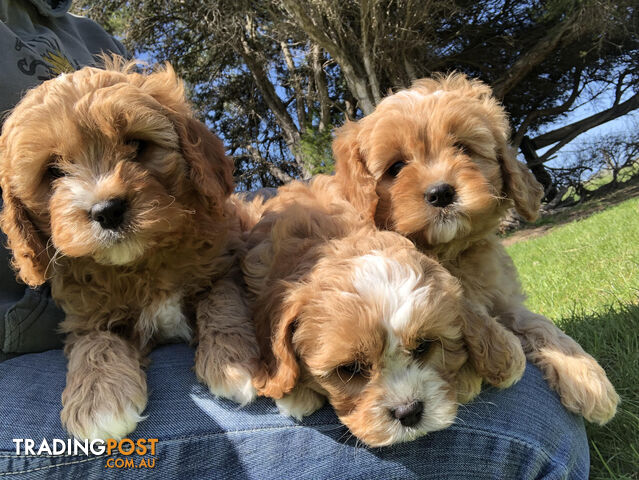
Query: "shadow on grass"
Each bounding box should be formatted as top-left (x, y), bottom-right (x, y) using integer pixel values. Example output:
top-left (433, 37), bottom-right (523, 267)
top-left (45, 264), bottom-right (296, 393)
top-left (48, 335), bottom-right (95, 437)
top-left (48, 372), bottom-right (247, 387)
top-left (503, 176), bottom-right (639, 245)
top-left (559, 302), bottom-right (639, 480)
top-left (540, 176), bottom-right (639, 225)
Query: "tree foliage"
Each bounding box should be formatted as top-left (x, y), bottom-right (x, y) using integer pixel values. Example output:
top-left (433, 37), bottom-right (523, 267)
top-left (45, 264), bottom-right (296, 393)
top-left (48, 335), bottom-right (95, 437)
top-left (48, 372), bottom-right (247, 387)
top-left (550, 127), bottom-right (639, 202)
top-left (73, 0), bottom-right (639, 194)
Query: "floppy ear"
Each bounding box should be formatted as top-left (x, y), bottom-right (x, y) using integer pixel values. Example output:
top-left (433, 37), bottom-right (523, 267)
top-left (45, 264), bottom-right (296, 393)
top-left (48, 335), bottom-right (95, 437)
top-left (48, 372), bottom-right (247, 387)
top-left (0, 181), bottom-right (49, 287)
top-left (173, 115), bottom-right (234, 214)
top-left (499, 145), bottom-right (544, 221)
top-left (132, 64), bottom-right (235, 213)
top-left (460, 301), bottom-right (526, 389)
top-left (253, 284), bottom-right (302, 399)
top-left (333, 122), bottom-right (379, 221)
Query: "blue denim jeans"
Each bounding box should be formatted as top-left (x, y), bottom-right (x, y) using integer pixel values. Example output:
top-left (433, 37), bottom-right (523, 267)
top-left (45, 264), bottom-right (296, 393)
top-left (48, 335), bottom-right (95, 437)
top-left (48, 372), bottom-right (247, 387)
top-left (0, 344), bottom-right (588, 479)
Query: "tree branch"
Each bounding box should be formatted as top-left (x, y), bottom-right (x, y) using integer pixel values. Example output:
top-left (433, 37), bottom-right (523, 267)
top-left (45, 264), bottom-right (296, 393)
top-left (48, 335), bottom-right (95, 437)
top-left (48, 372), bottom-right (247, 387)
top-left (360, 0), bottom-right (382, 104)
top-left (280, 40), bottom-right (307, 133)
top-left (493, 13), bottom-right (578, 99)
top-left (311, 44), bottom-right (331, 132)
top-left (512, 66), bottom-right (583, 147)
top-left (246, 144), bottom-right (294, 183)
top-left (238, 16), bottom-right (312, 178)
top-left (530, 90), bottom-right (639, 152)
top-left (280, 0), bottom-right (376, 114)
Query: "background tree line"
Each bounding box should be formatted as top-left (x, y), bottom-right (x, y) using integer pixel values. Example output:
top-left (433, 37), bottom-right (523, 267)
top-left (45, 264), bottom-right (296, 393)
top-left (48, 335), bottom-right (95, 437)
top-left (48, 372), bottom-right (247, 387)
top-left (73, 0), bottom-right (639, 202)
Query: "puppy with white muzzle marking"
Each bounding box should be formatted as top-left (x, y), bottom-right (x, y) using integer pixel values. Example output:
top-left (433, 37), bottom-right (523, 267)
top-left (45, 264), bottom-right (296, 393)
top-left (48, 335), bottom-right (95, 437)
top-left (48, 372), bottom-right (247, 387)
top-left (332, 73), bottom-right (619, 425)
top-left (243, 177), bottom-right (525, 446)
top-left (0, 57), bottom-right (259, 439)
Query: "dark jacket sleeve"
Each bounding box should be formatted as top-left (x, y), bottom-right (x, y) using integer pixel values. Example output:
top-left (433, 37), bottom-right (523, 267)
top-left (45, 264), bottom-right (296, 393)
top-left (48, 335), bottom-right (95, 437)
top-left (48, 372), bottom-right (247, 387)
top-left (0, 0), bottom-right (129, 361)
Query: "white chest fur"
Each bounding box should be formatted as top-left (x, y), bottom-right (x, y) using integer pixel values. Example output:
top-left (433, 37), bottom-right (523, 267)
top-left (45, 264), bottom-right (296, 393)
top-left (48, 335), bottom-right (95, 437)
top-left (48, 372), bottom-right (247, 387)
top-left (138, 292), bottom-right (192, 346)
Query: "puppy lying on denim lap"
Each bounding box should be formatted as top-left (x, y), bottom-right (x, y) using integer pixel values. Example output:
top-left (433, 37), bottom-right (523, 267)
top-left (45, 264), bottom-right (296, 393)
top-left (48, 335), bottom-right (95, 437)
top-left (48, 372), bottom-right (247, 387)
top-left (242, 177), bottom-right (525, 446)
top-left (332, 73), bottom-right (618, 424)
top-left (0, 58), bottom-right (259, 439)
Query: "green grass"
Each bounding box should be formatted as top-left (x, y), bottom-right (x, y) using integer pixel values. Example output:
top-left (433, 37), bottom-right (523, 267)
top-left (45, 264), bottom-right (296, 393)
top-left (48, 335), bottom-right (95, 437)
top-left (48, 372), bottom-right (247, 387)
top-left (562, 304), bottom-right (639, 479)
top-left (507, 197), bottom-right (639, 319)
top-left (507, 196), bottom-right (639, 479)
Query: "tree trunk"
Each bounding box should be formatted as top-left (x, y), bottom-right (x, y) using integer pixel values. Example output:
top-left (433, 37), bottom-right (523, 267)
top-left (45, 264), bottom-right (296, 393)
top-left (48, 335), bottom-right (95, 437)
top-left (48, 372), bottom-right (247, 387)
top-left (281, 41), bottom-right (307, 134)
top-left (311, 44), bottom-right (331, 132)
top-left (238, 20), bottom-right (312, 179)
top-left (280, 0), bottom-right (376, 114)
top-left (360, 0), bottom-right (382, 105)
top-left (520, 136), bottom-right (557, 202)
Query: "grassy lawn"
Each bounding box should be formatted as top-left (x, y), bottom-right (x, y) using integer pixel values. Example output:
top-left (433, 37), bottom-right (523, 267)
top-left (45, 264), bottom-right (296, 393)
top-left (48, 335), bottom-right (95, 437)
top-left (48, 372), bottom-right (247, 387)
top-left (507, 197), bottom-right (639, 320)
top-left (506, 196), bottom-right (639, 479)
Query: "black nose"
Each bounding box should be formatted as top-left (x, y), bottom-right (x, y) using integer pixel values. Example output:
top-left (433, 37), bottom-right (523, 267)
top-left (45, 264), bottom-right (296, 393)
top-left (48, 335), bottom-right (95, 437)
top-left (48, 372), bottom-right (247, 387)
top-left (391, 400), bottom-right (424, 427)
top-left (90, 198), bottom-right (127, 230)
top-left (425, 183), bottom-right (456, 208)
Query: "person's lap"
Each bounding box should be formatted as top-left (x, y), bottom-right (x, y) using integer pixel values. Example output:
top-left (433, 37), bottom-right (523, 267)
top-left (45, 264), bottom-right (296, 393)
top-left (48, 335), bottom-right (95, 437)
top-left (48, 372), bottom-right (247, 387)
top-left (0, 344), bottom-right (588, 479)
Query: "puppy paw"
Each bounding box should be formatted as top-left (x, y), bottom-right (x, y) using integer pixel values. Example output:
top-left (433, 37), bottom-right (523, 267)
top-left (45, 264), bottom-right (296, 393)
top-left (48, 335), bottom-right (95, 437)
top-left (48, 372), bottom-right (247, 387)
top-left (456, 363), bottom-right (483, 404)
top-left (61, 331), bottom-right (148, 440)
top-left (196, 360), bottom-right (257, 405)
top-left (61, 396), bottom-right (146, 440)
top-left (476, 329), bottom-right (527, 389)
top-left (462, 308), bottom-right (526, 390)
top-left (542, 348), bottom-right (619, 425)
top-left (195, 282), bottom-right (259, 405)
top-left (275, 388), bottom-right (325, 421)
top-left (488, 339), bottom-right (527, 389)
top-left (194, 341), bottom-right (258, 405)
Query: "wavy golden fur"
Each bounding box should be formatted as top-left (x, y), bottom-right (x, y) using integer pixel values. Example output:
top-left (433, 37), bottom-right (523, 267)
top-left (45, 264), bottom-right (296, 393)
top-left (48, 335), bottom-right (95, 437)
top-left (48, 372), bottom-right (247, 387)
top-left (332, 73), bottom-right (619, 424)
top-left (242, 176), bottom-right (525, 446)
top-left (0, 58), bottom-right (258, 439)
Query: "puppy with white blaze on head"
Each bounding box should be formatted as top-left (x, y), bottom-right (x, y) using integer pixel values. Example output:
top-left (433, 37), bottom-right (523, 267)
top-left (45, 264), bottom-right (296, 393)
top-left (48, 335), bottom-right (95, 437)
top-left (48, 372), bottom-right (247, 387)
top-left (332, 73), bottom-right (619, 425)
top-left (0, 57), bottom-right (259, 440)
top-left (243, 177), bottom-right (526, 447)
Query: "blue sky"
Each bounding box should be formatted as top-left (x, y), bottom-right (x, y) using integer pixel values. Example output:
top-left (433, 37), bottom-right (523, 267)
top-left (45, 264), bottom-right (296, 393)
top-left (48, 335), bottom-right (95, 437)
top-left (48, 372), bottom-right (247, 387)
top-left (528, 87), bottom-right (638, 169)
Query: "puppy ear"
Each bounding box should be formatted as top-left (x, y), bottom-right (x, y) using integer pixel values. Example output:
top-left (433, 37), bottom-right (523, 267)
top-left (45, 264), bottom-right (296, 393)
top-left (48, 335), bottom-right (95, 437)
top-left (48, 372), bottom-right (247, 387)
top-left (253, 286), bottom-right (302, 399)
top-left (333, 122), bottom-right (379, 221)
top-left (460, 302), bottom-right (526, 389)
top-left (0, 182), bottom-right (49, 286)
top-left (173, 115), bottom-right (235, 213)
top-left (499, 146), bottom-right (544, 221)
top-left (132, 64), bottom-right (235, 213)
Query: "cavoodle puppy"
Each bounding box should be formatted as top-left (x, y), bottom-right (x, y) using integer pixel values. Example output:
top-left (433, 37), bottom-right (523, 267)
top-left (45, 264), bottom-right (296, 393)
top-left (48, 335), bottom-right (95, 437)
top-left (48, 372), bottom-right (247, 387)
top-left (332, 73), bottom-right (619, 424)
top-left (0, 59), bottom-right (258, 439)
top-left (242, 177), bottom-right (525, 446)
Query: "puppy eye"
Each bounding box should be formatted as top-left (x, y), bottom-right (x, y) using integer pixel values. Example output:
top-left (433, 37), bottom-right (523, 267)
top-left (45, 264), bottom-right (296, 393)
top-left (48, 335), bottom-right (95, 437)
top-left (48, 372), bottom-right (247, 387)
top-left (125, 138), bottom-right (149, 159)
top-left (386, 160), bottom-right (407, 178)
top-left (453, 142), bottom-right (472, 156)
top-left (46, 161), bottom-right (65, 180)
top-left (413, 339), bottom-right (434, 357)
top-left (336, 361), bottom-right (368, 381)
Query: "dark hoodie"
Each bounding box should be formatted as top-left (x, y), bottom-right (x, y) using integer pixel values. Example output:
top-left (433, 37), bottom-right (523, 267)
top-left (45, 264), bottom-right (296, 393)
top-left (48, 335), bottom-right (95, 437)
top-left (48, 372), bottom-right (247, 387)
top-left (0, 0), bottom-right (127, 361)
